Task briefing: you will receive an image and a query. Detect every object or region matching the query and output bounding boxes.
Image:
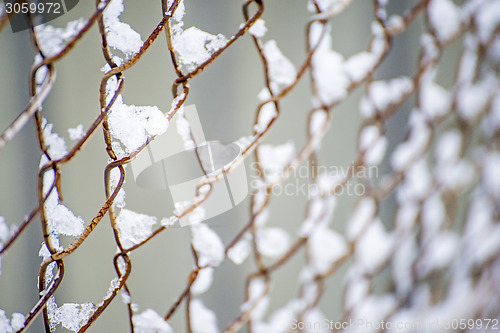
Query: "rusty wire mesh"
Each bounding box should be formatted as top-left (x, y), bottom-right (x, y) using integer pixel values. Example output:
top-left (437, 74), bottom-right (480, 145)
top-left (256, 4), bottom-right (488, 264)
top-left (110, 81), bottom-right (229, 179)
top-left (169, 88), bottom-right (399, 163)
top-left (0, 0), bottom-right (500, 332)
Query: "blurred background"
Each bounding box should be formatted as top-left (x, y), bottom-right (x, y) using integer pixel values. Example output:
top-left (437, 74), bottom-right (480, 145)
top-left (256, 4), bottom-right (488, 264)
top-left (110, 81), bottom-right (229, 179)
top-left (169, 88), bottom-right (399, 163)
top-left (0, 0), bottom-right (463, 331)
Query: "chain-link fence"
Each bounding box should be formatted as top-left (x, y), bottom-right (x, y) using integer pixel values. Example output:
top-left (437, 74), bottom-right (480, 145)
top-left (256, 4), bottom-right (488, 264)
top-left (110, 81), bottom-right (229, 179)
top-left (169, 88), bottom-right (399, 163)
top-left (1, 0), bottom-right (499, 332)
